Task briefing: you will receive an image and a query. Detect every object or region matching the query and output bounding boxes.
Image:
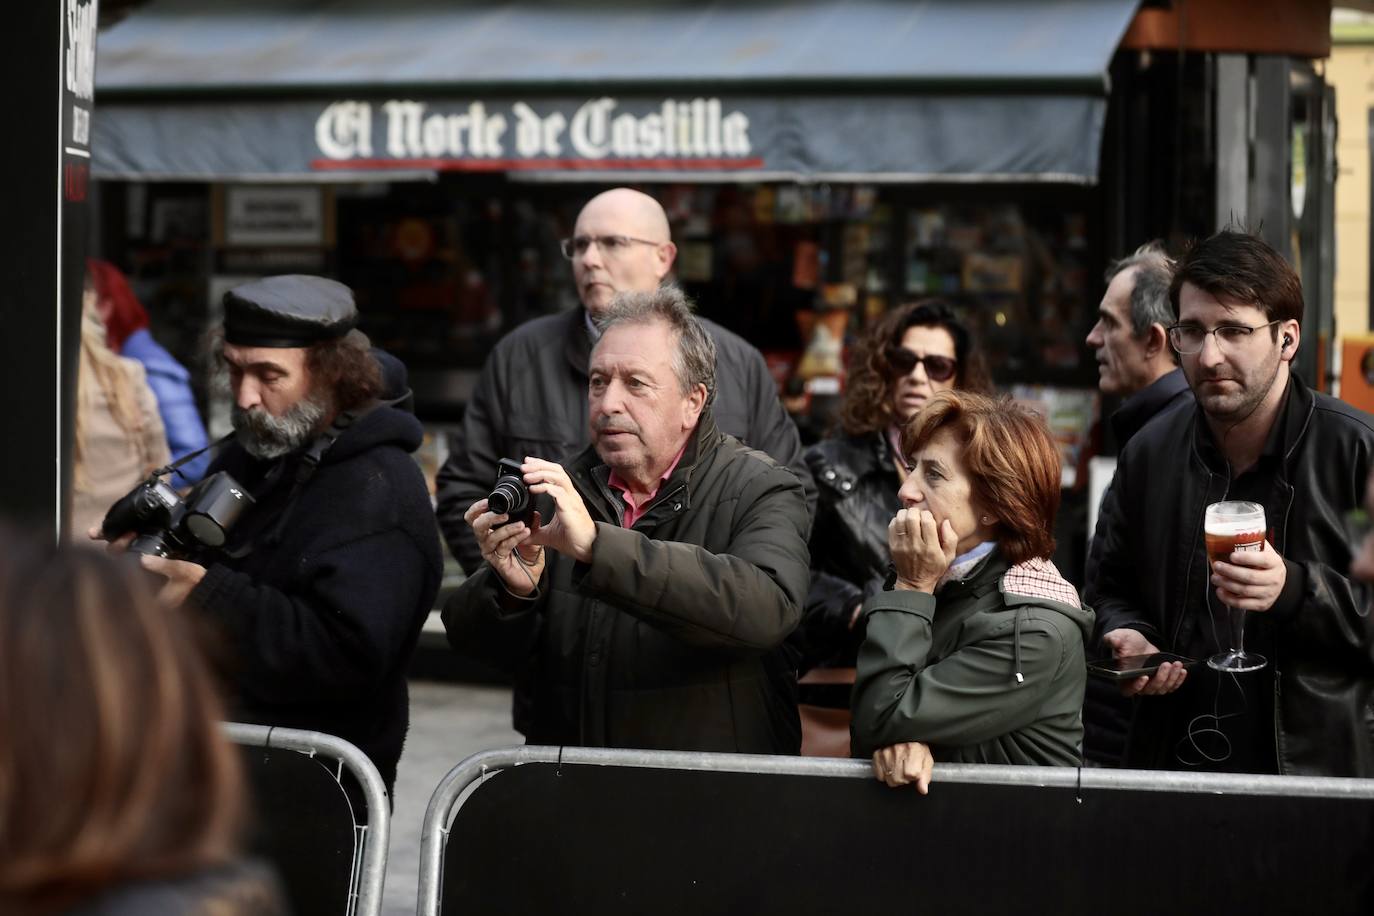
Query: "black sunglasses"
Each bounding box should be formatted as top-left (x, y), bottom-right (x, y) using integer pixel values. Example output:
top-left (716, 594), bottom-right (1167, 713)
top-left (885, 346), bottom-right (958, 382)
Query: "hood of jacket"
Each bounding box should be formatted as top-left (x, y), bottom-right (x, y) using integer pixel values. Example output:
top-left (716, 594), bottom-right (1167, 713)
top-left (320, 401), bottom-right (424, 465)
top-left (996, 557), bottom-right (1094, 641)
top-left (942, 550), bottom-right (1094, 685)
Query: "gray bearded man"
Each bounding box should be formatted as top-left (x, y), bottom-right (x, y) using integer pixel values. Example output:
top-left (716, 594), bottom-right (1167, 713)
top-left (98, 275), bottom-right (441, 795)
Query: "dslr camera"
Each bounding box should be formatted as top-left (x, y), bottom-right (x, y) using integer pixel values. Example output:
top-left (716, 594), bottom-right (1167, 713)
top-left (101, 471), bottom-right (254, 559)
top-left (488, 458), bottom-right (552, 526)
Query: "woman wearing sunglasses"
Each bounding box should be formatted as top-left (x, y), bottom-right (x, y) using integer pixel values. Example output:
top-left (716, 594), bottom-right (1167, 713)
top-left (795, 301), bottom-right (993, 682)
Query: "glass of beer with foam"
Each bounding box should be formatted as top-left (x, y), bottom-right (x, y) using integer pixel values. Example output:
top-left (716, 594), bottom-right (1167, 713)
top-left (1204, 500), bottom-right (1268, 673)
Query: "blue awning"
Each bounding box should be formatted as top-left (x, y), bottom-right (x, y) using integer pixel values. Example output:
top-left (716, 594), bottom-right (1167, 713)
top-left (92, 0), bottom-right (1142, 184)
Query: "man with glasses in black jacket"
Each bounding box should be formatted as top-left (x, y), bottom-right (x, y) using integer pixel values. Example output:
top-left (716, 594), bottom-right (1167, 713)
top-left (1089, 230), bottom-right (1374, 776)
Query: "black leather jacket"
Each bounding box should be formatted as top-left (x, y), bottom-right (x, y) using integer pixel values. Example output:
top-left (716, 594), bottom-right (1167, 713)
top-left (1090, 376), bottom-right (1374, 776)
top-left (795, 432), bottom-right (901, 671)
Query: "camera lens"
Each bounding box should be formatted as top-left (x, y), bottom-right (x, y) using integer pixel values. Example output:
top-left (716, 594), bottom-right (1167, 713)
top-left (489, 480), bottom-right (527, 516)
top-left (129, 533), bottom-right (172, 558)
top-left (183, 472), bottom-right (254, 548)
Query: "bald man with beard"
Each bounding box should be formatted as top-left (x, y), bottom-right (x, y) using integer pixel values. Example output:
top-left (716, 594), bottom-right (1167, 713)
top-left (436, 188), bottom-right (814, 575)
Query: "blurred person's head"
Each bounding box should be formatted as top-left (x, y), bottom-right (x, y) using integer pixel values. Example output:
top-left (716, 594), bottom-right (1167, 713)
top-left (1085, 241), bottom-right (1175, 396)
top-left (86, 259), bottom-right (150, 352)
top-left (0, 531), bottom-right (245, 912)
top-left (839, 300), bottom-right (992, 437)
top-left (898, 391), bottom-right (1061, 564)
top-left (216, 275), bottom-right (382, 460)
top-left (1166, 231), bottom-right (1302, 426)
top-left (589, 286), bottom-right (713, 488)
top-left (564, 188), bottom-right (676, 317)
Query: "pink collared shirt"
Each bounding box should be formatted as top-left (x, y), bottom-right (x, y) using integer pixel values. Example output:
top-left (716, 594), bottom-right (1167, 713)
top-left (608, 444), bottom-right (689, 528)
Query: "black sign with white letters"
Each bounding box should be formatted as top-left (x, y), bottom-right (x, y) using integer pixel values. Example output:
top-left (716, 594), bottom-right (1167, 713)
top-left (1, 1), bottom-right (98, 534)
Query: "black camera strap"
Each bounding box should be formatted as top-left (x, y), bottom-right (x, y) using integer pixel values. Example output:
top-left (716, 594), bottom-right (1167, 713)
top-left (153, 433), bottom-right (236, 483)
top-left (263, 409), bottom-right (361, 541)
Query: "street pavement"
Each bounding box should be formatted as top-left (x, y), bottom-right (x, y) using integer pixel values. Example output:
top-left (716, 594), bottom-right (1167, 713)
top-left (380, 680), bottom-right (521, 916)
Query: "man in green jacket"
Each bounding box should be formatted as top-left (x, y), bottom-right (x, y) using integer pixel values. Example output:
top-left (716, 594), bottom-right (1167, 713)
top-left (442, 285), bottom-right (811, 754)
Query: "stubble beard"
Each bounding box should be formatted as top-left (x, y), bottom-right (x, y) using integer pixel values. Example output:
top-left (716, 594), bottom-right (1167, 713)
top-left (1193, 353), bottom-right (1282, 426)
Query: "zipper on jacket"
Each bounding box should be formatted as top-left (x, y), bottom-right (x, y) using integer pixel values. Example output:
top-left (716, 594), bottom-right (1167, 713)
top-left (1273, 483), bottom-right (1295, 776)
top-left (1272, 665), bottom-right (1285, 775)
top-left (636, 483), bottom-right (689, 529)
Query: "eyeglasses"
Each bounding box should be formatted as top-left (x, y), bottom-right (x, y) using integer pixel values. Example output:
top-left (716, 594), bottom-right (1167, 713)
top-left (559, 234), bottom-right (663, 260)
top-left (1167, 319), bottom-right (1282, 355)
top-left (884, 346), bottom-right (958, 382)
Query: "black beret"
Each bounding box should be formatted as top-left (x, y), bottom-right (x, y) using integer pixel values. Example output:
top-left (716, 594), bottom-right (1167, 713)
top-left (223, 275), bottom-right (358, 348)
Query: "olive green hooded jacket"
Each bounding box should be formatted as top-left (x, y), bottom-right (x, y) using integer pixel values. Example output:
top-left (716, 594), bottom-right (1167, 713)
top-left (851, 549), bottom-right (1092, 765)
top-left (443, 413), bottom-right (811, 755)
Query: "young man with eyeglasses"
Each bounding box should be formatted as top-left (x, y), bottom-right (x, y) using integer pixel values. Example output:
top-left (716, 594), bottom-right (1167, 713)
top-left (1088, 229), bottom-right (1374, 777)
top-left (436, 187), bottom-right (814, 578)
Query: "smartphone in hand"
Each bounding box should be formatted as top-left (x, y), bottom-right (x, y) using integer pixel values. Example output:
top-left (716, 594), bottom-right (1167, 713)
top-left (1087, 652), bottom-right (1198, 681)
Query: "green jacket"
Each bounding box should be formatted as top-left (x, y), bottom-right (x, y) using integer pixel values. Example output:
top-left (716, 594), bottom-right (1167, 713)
top-left (850, 549), bottom-right (1093, 765)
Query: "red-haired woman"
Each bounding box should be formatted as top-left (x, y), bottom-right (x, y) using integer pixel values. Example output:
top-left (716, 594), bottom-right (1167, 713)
top-left (850, 392), bottom-right (1092, 791)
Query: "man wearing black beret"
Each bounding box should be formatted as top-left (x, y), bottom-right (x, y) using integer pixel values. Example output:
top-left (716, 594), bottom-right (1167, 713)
top-left (134, 274), bottom-right (442, 797)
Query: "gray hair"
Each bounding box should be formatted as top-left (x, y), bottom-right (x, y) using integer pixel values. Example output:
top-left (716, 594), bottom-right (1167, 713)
top-left (1105, 240), bottom-right (1175, 338)
top-left (592, 285), bottom-right (717, 408)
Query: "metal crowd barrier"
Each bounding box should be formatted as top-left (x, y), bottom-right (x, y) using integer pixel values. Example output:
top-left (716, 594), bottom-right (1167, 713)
top-left (418, 745), bottom-right (1374, 916)
top-left (226, 723), bottom-right (390, 916)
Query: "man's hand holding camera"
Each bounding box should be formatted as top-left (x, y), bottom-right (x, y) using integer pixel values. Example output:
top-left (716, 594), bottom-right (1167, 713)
top-left (87, 525), bottom-right (207, 607)
top-left (88, 467), bottom-right (252, 608)
top-left (139, 554), bottom-right (207, 605)
top-left (467, 457), bottom-right (598, 597)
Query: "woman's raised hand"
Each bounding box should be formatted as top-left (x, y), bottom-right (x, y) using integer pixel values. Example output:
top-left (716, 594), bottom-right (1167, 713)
top-left (888, 508), bottom-right (958, 593)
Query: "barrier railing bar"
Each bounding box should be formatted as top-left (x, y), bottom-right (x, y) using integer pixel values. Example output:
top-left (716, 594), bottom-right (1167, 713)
top-left (223, 723), bottom-right (391, 916)
top-left (415, 744), bottom-right (1374, 916)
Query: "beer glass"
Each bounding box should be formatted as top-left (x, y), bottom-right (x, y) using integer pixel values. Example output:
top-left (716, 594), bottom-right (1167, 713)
top-left (1204, 501), bottom-right (1268, 673)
